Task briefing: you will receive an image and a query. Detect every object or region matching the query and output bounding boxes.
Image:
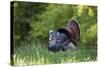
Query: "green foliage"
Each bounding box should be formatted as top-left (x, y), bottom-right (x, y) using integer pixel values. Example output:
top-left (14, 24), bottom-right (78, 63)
top-left (13, 1), bottom-right (97, 48)
top-left (13, 1), bottom-right (48, 45)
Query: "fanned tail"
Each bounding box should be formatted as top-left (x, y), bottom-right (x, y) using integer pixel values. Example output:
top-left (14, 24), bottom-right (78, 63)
top-left (66, 19), bottom-right (80, 44)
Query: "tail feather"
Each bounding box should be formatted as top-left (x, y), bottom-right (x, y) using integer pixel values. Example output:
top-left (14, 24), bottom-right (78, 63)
top-left (66, 19), bottom-right (80, 44)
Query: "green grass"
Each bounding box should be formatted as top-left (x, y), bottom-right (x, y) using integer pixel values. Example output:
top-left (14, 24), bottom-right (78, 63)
top-left (13, 41), bottom-right (97, 66)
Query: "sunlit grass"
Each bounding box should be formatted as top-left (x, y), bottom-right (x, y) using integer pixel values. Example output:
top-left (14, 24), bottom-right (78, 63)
top-left (13, 41), bottom-right (97, 66)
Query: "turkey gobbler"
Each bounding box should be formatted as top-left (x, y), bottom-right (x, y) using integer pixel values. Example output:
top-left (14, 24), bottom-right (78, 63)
top-left (48, 19), bottom-right (80, 51)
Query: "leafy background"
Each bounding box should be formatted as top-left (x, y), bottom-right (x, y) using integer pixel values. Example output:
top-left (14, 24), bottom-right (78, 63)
top-left (11, 1), bottom-right (97, 65)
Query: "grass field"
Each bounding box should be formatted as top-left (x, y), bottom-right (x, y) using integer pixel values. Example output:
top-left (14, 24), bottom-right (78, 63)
top-left (13, 41), bottom-right (97, 66)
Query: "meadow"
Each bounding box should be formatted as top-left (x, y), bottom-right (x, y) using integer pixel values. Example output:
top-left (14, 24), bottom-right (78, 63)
top-left (13, 41), bottom-right (97, 65)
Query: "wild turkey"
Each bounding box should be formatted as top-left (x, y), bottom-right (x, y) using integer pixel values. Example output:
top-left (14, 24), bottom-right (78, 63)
top-left (48, 19), bottom-right (80, 51)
